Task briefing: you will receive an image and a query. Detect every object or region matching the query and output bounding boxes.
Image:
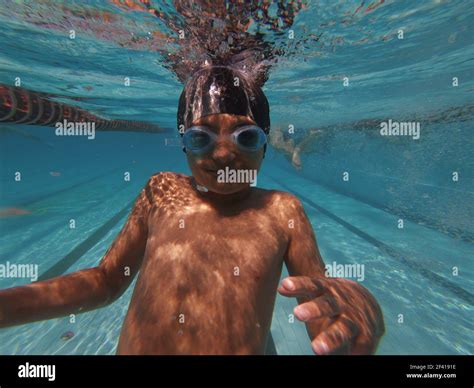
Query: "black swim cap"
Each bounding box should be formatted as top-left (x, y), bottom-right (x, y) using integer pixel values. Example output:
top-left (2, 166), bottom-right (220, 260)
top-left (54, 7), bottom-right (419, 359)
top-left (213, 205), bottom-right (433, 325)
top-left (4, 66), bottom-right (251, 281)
top-left (177, 66), bottom-right (270, 135)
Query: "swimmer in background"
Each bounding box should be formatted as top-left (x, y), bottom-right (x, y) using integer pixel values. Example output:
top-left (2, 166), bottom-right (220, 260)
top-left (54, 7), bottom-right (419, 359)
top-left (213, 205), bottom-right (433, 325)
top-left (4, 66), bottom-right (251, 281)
top-left (269, 126), bottom-right (324, 170)
top-left (0, 65), bottom-right (384, 355)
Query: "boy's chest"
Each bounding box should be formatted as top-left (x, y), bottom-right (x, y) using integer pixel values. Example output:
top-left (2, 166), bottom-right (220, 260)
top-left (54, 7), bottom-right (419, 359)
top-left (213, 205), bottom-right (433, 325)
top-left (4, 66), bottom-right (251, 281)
top-left (143, 202), bottom-right (288, 281)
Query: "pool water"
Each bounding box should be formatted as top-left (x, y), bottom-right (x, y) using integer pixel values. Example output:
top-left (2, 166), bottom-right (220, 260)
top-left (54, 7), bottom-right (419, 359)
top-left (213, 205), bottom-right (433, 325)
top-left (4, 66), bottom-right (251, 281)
top-left (0, 0), bottom-right (473, 355)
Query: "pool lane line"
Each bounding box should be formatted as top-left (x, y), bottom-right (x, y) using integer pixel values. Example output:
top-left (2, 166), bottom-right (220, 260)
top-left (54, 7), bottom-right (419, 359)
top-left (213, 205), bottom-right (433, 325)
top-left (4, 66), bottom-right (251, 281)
top-left (0, 182), bottom-right (135, 263)
top-left (35, 169), bottom-right (157, 280)
top-left (265, 333), bottom-right (277, 355)
top-left (264, 174), bottom-right (474, 306)
top-left (0, 165), bottom-right (133, 237)
top-left (282, 167), bottom-right (474, 244)
top-left (37, 198), bottom-right (135, 281)
top-left (11, 164), bottom-right (131, 208)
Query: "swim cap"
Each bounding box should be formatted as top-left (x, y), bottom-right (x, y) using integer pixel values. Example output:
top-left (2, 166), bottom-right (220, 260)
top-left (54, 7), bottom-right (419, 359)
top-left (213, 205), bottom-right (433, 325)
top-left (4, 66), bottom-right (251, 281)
top-left (177, 65), bottom-right (270, 135)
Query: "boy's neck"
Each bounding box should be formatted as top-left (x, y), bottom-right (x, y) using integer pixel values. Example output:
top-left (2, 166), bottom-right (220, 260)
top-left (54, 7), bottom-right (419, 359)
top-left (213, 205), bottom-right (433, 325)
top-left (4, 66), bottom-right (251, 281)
top-left (191, 177), bottom-right (253, 206)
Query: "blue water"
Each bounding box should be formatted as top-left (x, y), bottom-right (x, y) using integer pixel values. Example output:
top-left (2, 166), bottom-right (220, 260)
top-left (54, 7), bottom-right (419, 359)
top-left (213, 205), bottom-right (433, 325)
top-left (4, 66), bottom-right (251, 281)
top-left (0, 0), bottom-right (473, 355)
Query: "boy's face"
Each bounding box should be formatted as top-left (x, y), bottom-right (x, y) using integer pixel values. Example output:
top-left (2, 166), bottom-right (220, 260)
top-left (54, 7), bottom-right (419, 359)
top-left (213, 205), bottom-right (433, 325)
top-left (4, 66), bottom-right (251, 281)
top-left (185, 113), bottom-right (265, 194)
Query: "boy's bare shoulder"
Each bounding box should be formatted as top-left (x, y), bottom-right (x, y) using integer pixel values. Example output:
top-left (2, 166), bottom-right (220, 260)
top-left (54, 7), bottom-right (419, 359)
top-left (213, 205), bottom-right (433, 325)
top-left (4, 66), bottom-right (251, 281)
top-left (146, 171), bottom-right (189, 188)
top-left (257, 188), bottom-right (304, 217)
top-left (140, 171), bottom-right (189, 205)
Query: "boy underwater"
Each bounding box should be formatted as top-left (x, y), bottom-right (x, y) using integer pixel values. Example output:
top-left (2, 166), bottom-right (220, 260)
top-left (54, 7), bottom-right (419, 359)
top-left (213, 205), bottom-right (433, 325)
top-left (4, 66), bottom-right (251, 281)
top-left (0, 65), bottom-right (384, 355)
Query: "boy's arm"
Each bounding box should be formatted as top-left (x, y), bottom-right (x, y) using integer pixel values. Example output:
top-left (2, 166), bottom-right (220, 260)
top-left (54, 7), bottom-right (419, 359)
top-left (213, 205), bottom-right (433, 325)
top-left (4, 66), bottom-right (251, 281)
top-left (0, 175), bottom-right (157, 328)
top-left (277, 194), bottom-right (385, 355)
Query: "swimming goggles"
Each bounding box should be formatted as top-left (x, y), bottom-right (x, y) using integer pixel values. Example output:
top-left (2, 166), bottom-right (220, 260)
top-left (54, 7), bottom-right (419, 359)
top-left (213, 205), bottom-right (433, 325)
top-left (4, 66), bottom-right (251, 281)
top-left (182, 125), bottom-right (267, 154)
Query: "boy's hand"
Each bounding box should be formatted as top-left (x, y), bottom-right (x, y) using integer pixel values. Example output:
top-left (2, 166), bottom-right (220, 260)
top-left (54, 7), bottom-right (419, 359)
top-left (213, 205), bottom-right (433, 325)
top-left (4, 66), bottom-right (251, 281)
top-left (277, 276), bottom-right (385, 355)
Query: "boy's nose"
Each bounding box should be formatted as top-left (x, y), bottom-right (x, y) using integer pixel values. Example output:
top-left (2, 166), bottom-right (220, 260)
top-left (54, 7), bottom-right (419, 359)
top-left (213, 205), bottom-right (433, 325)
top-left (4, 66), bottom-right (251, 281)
top-left (210, 139), bottom-right (237, 165)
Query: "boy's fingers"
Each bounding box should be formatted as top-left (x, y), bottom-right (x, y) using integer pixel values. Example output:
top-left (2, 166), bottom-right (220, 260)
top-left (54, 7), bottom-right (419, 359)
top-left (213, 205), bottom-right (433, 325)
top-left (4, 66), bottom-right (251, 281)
top-left (311, 316), bottom-right (359, 355)
top-left (277, 276), bottom-right (325, 298)
top-left (294, 295), bottom-right (340, 322)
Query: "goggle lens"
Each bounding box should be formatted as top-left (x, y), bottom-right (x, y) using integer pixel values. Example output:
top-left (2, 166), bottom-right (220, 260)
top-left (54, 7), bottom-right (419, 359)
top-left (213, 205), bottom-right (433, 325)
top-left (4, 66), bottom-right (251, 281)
top-left (183, 125), bottom-right (267, 154)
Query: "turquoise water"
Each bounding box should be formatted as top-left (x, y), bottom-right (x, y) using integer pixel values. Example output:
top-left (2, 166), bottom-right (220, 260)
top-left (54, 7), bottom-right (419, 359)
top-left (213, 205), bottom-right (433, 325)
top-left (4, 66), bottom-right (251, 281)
top-left (0, 0), bottom-right (473, 355)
